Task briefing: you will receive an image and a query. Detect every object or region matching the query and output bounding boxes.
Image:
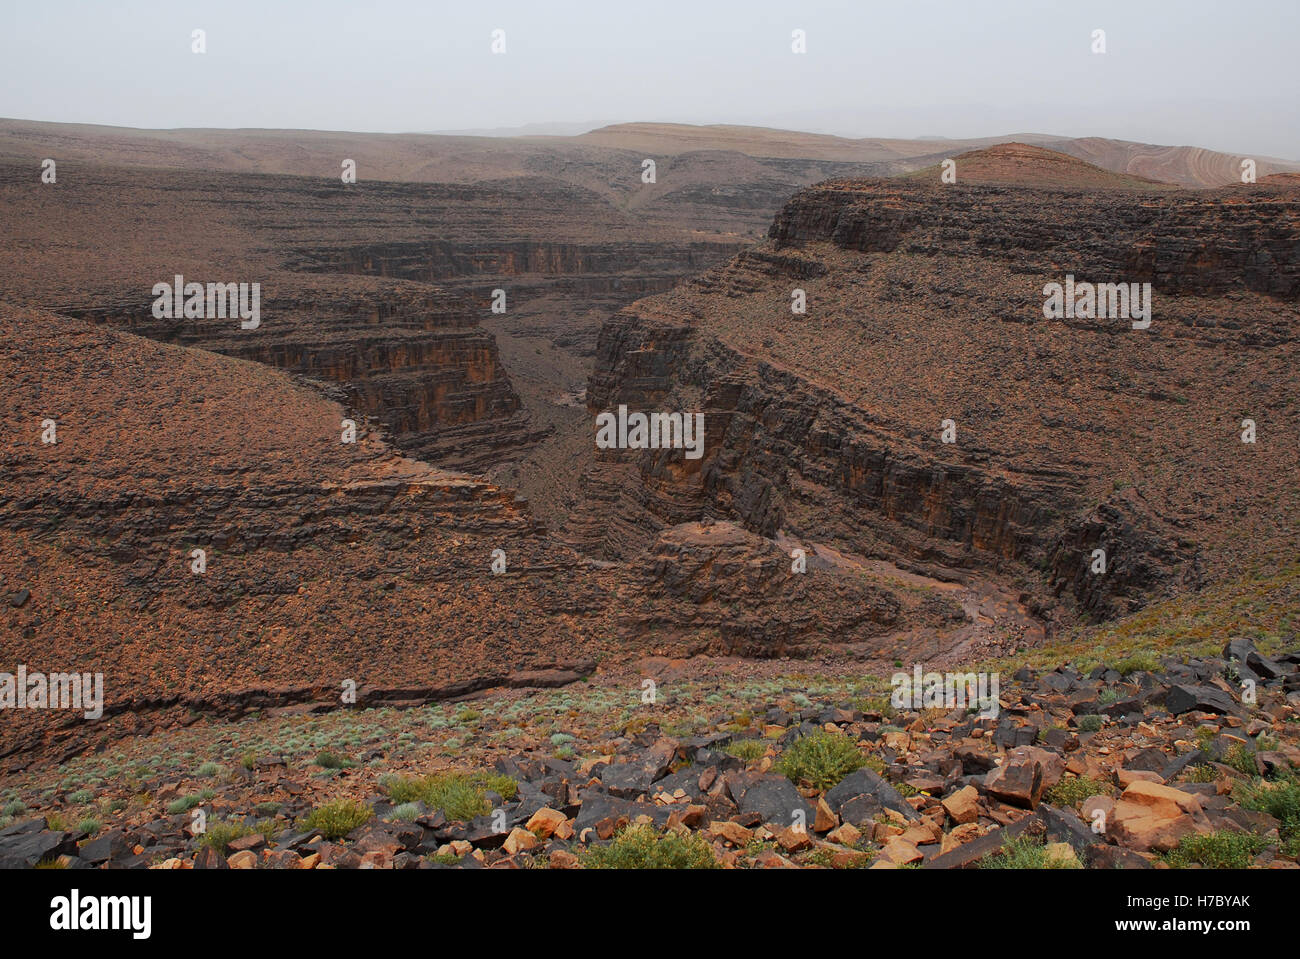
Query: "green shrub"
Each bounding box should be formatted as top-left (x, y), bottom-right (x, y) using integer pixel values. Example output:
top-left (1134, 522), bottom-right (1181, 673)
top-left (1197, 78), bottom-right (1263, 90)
top-left (301, 799), bottom-right (373, 840)
top-left (166, 795), bottom-right (199, 815)
top-left (1076, 715), bottom-right (1104, 733)
top-left (775, 730), bottom-right (865, 791)
top-left (980, 835), bottom-right (1082, 869)
top-left (75, 817), bottom-right (101, 836)
top-left (1236, 775), bottom-right (1300, 846)
top-left (1163, 831), bottom-right (1267, 869)
top-left (722, 739), bottom-right (767, 762)
top-left (379, 771), bottom-right (517, 821)
top-left (199, 821), bottom-right (254, 855)
top-left (314, 750), bottom-right (351, 770)
top-left (68, 789), bottom-right (94, 805)
top-left (1044, 776), bottom-right (1109, 808)
top-left (581, 825), bottom-right (719, 869)
top-left (196, 762), bottom-right (222, 778)
top-left (1223, 744), bottom-right (1259, 776)
top-left (1113, 654), bottom-right (1160, 676)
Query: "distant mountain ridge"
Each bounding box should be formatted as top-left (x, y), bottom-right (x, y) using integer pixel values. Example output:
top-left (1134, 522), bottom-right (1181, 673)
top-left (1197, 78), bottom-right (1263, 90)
top-left (1, 117), bottom-right (1296, 188)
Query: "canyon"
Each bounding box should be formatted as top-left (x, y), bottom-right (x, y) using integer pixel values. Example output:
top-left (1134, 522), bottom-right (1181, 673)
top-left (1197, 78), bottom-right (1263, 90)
top-left (0, 123), bottom-right (1297, 791)
top-left (575, 146), bottom-right (1299, 634)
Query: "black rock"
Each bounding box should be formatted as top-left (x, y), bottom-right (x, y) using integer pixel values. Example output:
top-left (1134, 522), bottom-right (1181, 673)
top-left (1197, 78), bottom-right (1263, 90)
top-left (1038, 803), bottom-right (1100, 855)
top-left (572, 793), bottom-right (670, 834)
top-left (837, 794), bottom-right (885, 826)
top-left (732, 774), bottom-right (815, 829)
top-left (652, 768), bottom-right (704, 802)
top-left (0, 829), bottom-right (76, 868)
top-left (1160, 749), bottom-right (1207, 781)
top-left (1165, 684), bottom-right (1238, 715)
top-left (824, 768), bottom-right (919, 822)
top-left (78, 828), bottom-right (131, 864)
top-left (1124, 747), bottom-right (1169, 773)
top-left (600, 762), bottom-right (654, 799)
top-left (0, 817), bottom-right (46, 838)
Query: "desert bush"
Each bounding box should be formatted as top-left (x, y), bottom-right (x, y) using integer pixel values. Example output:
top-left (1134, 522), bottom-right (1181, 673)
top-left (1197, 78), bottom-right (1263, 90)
top-left (1044, 776), bottom-right (1109, 808)
top-left (581, 825), bottom-right (719, 869)
top-left (775, 730), bottom-right (865, 790)
top-left (980, 835), bottom-right (1081, 869)
top-left (1163, 831), bottom-right (1266, 869)
top-left (379, 771), bottom-right (517, 821)
top-left (301, 799), bottom-right (373, 840)
top-left (722, 739), bottom-right (767, 762)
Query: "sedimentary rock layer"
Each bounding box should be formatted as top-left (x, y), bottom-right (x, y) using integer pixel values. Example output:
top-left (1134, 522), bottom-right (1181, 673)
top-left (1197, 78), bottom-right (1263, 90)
top-left (578, 154), bottom-right (1300, 623)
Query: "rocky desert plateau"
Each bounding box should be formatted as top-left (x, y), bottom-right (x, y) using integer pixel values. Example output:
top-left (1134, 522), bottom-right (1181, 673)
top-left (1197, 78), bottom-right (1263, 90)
top-left (2, 10), bottom-right (1300, 917)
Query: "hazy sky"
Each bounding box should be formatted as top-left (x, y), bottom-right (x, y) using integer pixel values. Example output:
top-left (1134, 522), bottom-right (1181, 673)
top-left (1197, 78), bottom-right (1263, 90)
top-left (2, 0), bottom-right (1296, 158)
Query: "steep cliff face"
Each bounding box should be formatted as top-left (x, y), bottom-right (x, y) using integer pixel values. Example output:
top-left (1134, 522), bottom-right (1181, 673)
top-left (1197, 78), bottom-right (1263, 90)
top-left (0, 304), bottom-right (619, 761)
top-left (579, 170), bottom-right (1300, 621)
top-left (62, 284), bottom-right (539, 471)
top-left (291, 239), bottom-right (739, 286)
top-left (767, 177), bottom-right (1300, 297)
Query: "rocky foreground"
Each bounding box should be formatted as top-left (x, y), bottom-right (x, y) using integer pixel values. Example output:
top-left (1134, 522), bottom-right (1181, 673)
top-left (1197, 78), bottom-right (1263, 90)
top-left (3, 636), bottom-right (1297, 870)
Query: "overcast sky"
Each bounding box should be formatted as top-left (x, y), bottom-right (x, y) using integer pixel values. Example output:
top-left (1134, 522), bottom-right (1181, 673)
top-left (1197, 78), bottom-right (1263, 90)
top-left (2, 0), bottom-right (1296, 158)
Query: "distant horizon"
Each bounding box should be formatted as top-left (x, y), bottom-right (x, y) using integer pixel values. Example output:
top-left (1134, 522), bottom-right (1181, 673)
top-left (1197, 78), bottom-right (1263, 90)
top-left (3, 115), bottom-right (1298, 166)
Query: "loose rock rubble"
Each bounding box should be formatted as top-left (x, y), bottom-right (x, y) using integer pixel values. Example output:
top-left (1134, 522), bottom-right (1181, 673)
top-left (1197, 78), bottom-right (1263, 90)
top-left (6, 637), bottom-right (1297, 869)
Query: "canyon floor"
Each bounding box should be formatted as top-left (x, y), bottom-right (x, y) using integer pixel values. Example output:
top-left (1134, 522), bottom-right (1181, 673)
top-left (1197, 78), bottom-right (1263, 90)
top-left (1, 121), bottom-right (1298, 869)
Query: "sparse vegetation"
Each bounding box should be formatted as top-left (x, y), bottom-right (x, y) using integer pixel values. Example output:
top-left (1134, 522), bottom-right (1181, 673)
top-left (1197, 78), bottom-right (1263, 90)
top-left (1223, 743), bottom-right (1259, 776)
top-left (1162, 831), bottom-right (1267, 869)
top-left (581, 825), bottom-right (719, 869)
top-left (301, 799), bottom-right (373, 840)
top-left (1113, 654), bottom-right (1160, 676)
top-left (722, 739), bottom-right (767, 762)
top-left (165, 795), bottom-right (199, 815)
top-left (379, 771), bottom-right (517, 821)
top-left (1044, 776), bottom-right (1109, 808)
top-left (1236, 774), bottom-right (1300, 854)
top-left (980, 835), bottom-right (1081, 869)
top-left (314, 750), bottom-right (351, 770)
top-left (775, 729), bottom-right (865, 790)
top-left (198, 820), bottom-right (254, 855)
